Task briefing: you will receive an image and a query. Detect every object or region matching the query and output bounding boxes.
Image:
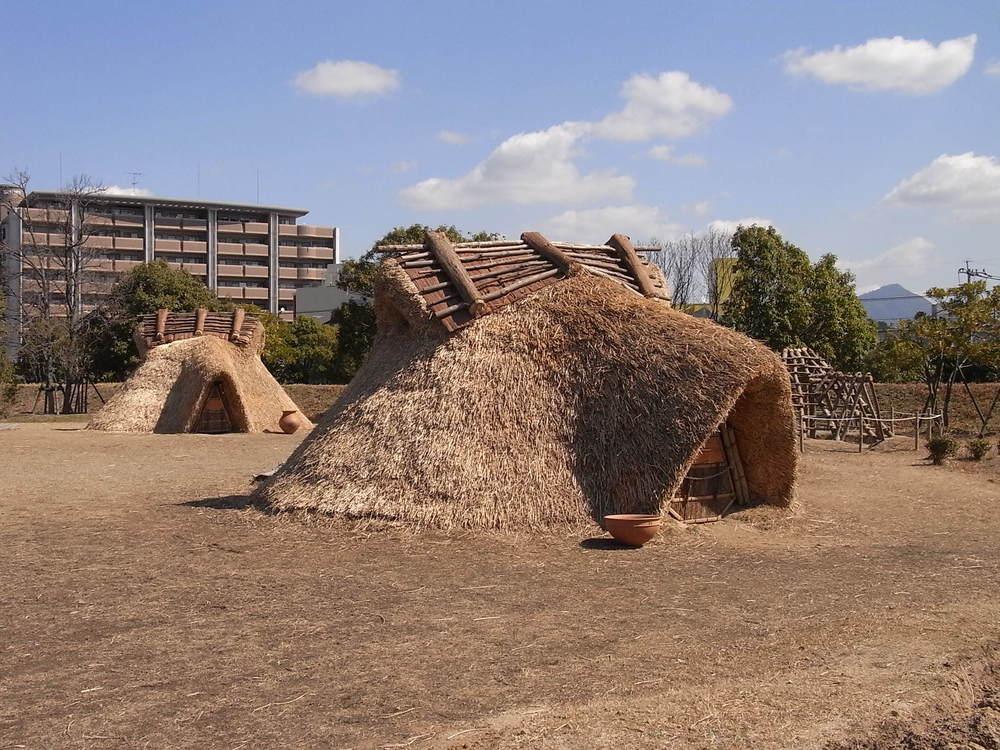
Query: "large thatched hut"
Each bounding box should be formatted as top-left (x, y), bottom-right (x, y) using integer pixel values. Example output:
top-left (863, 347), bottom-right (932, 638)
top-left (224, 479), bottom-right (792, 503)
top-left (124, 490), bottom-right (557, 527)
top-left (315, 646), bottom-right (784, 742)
top-left (257, 231), bottom-right (796, 528)
top-left (88, 309), bottom-right (311, 434)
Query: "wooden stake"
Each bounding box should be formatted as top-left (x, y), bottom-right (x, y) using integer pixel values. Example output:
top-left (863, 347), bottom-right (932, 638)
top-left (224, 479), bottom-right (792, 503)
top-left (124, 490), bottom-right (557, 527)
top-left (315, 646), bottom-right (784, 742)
top-left (606, 233), bottom-right (662, 299)
top-left (425, 230), bottom-right (489, 317)
top-left (914, 415), bottom-right (920, 450)
top-left (521, 231), bottom-right (578, 276)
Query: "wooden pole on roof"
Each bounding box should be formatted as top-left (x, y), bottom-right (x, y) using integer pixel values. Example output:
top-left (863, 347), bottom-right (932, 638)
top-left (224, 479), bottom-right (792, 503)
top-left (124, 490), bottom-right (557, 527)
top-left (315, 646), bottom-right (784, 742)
top-left (425, 230), bottom-right (489, 317)
top-left (230, 308), bottom-right (246, 341)
top-left (155, 308), bottom-right (169, 341)
top-left (195, 307), bottom-right (207, 336)
top-left (520, 231), bottom-right (579, 276)
top-left (606, 233), bottom-right (660, 299)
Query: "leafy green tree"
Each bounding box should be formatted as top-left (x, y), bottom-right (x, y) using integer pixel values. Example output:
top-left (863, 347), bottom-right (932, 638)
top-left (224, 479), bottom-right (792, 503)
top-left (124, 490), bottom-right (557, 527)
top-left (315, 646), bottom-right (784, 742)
top-left (330, 299), bottom-right (376, 380)
top-left (722, 226), bottom-right (812, 351)
top-left (803, 254), bottom-right (876, 370)
top-left (88, 260), bottom-right (228, 380)
top-left (722, 226), bottom-right (878, 371)
top-left (283, 315), bottom-right (340, 384)
top-left (864, 332), bottom-right (924, 383)
top-left (894, 282), bottom-right (1000, 431)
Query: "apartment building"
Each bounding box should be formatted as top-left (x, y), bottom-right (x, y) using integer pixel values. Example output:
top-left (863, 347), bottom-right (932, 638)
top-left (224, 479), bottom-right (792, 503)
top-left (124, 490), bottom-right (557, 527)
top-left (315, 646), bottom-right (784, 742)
top-left (1, 186), bottom-right (338, 356)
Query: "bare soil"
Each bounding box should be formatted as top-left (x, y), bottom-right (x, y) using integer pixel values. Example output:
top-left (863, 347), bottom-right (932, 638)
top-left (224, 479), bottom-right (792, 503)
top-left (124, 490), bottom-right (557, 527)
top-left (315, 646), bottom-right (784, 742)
top-left (1, 424), bottom-right (999, 749)
top-left (9, 383), bottom-right (346, 423)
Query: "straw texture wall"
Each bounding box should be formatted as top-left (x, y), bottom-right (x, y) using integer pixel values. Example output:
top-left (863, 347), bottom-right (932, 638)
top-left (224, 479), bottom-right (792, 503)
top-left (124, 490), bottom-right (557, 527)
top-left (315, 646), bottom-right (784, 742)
top-left (88, 330), bottom-right (311, 434)
top-left (258, 261), bottom-right (795, 529)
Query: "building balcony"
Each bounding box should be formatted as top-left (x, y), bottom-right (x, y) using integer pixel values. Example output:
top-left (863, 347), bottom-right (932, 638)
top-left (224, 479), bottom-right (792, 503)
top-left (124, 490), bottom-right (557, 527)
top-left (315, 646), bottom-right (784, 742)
top-left (244, 287), bottom-right (268, 300)
top-left (278, 288), bottom-right (295, 301)
top-left (89, 259), bottom-right (115, 272)
top-left (155, 217), bottom-right (183, 229)
top-left (114, 216), bottom-right (144, 228)
top-left (245, 266), bottom-right (268, 278)
top-left (217, 221), bottom-right (243, 233)
top-left (296, 247), bottom-right (334, 261)
top-left (182, 219), bottom-right (207, 231)
top-left (244, 243), bottom-right (268, 257)
top-left (84, 236), bottom-right (115, 249)
top-left (298, 268), bottom-right (326, 281)
top-left (183, 240), bottom-right (207, 253)
top-left (115, 260), bottom-right (143, 272)
top-left (278, 311), bottom-right (294, 322)
top-left (184, 263), bottom-right (207, 275)
top-left (218, 242), bottom-right (243, 256)
top-left (278, 225), bottom-right (297, 237)
top-left (218, 264), bottom-right (244, 278)
top-left (155, 239), bottom-right (181, 252)
top-left (115, 237), bottom-right (144, 251)
top-left (244, 222), bottom-right (268, 235)
top-left (166, 262), bottom-right (183, 271)
top-left (89, 215), bottom-right (114, 226)
top-left (278, 245), bottom-right (297, 259)
top-left (24, 207), bottom-right (70, 223)
top-left (278, 267), bottom-right (297, 280)
top-left (298, 224), bottom-right (334, 239)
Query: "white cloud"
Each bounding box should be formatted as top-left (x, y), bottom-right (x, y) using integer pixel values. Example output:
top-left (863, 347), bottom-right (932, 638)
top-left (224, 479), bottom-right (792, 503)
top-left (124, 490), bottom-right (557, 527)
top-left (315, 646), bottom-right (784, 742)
top-left (840, 237), bottom-right (936, 291)
top-left (293, 59), bottom-right (400, 98)
top-left (648, 145), bottom-right (707, 166)
top-left (400, 123), bottom-right (634, 210)
top-left (542, 205), bottom-right (684, 244)
top-left (401, 70), bottom-right (731, 211)
top-left (985, 59), bottom-right (1000, 76)
top-left (104, 185), bottom-right (153, 197)
top-left (705, 217), bottom-right (774, 235)
top-left (684, 200), bottom-right (712, 217)
top-left (784, 34), bottom-right (976, 94)
top-left (885, 152), bottom-right (1000, 220)
top-left (437, 130), bottom-right (472, 145)
top-left (592, 72), bottom-right (733, 141)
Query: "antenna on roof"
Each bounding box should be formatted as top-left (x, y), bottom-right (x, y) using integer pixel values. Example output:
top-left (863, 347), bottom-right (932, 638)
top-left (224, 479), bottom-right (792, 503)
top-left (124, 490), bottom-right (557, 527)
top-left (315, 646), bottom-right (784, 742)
top-left (256, 169), bottom-right (260, 203)
top-left (128, 171), bottom-right (143, 194)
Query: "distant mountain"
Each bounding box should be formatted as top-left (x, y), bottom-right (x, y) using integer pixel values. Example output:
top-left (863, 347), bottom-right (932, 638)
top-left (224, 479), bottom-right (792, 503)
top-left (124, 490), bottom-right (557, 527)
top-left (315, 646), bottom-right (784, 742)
top-left (859, 284), bottom-right (933, 323)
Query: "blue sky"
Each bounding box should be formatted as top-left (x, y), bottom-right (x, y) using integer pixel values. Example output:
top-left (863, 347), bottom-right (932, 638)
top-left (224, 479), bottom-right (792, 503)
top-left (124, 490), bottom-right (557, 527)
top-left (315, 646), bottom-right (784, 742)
top-left (2, 0), bottom-right (998, 293)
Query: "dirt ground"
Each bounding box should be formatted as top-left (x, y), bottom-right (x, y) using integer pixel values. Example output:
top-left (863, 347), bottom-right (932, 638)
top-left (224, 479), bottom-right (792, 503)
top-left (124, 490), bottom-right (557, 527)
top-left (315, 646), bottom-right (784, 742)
top-left (1, 424), bottom-right (999, 749)
top-left (9, 382), bottom-right (998, 440)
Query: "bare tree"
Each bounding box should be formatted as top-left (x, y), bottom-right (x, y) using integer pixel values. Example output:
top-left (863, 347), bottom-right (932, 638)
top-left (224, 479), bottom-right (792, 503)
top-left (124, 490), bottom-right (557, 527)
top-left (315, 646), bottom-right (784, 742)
top-left (646, 234), bottom-right (704, 311)
top-left (0, 170), bottom-right (107, 412)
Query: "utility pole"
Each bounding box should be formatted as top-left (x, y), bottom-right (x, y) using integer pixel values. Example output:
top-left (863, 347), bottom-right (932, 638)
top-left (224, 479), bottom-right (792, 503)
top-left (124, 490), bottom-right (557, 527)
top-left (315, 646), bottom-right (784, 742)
top-left (958, 260), bottom-right (999, 284)
top-left (128, 171), bottom-right (143, 194)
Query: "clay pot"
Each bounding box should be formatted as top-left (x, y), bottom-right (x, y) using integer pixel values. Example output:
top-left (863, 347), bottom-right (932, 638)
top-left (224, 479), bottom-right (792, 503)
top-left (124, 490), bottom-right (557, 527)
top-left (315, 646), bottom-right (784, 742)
top-left (603, 514), bottom-right (662, 547)
top-left (278, 409), bottom-right (303, 435)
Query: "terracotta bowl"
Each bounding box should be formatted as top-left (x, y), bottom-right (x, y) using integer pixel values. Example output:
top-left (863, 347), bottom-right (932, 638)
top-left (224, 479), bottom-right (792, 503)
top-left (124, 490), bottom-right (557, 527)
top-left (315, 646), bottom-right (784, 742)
top-left (603, 514), bottom-right (662, 547)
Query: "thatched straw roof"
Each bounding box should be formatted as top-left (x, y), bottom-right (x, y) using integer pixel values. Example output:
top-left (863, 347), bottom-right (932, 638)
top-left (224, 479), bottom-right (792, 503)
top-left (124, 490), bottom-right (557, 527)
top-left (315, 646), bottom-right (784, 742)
top-left (88, 311), bottom-right (311, 434)
top-left (257, 231), bottom-right (796, 530)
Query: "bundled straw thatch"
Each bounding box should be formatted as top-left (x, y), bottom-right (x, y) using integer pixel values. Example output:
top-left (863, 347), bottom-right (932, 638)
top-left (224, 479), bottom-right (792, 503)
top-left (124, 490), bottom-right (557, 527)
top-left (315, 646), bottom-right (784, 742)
top-left (88, 312), bottom-right (311, 434)
top-left (258, 234), bottom-right (796, 530)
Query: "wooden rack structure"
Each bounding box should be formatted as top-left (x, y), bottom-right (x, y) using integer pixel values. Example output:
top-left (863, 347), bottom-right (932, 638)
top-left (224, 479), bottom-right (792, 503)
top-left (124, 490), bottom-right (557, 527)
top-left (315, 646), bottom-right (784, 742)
top-left (135, 308), bottom-right (258, 353)
top-left (780, 347), bottom-right (890, 443)
top-left (376, 231), bottom-right (671, 332)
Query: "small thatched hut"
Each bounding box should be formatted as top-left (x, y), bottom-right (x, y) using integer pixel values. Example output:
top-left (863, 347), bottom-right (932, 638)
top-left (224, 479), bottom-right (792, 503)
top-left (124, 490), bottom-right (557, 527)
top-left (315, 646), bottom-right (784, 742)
top-left (257, 231), bottom-right (796, 529)
top-left (88, 309), bottom-right (311, 434)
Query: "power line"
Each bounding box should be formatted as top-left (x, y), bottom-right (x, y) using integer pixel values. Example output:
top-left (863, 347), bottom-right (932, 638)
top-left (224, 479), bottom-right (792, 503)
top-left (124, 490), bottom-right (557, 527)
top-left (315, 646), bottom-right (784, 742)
top-left (958, 260), bottom-right (999, 283)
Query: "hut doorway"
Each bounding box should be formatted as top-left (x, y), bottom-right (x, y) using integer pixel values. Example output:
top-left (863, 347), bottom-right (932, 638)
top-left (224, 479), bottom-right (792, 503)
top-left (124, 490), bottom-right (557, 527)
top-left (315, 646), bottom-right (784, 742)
top-left (195, 382), bottom-right (234, 434)
top-left (669, 422), bottom-right (750, 523)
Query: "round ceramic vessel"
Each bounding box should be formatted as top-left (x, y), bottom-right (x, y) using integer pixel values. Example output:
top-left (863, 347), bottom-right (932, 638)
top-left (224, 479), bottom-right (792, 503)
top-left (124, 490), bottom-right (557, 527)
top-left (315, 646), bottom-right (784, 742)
top-left (279, 409), bottom-right (302, 435)
top-left (603, 514), bottom-right (662, 547)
